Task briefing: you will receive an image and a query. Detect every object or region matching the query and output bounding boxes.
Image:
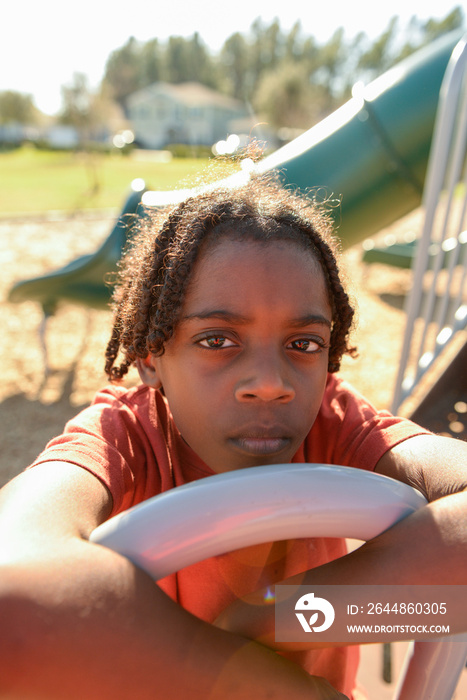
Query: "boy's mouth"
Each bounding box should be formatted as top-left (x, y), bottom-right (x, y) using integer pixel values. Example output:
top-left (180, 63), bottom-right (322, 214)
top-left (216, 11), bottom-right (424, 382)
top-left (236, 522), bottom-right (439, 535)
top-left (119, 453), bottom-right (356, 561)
top-left (228, 428), bottom-right (292, 456)
top-left (230, 437), bottom-right (291, 456)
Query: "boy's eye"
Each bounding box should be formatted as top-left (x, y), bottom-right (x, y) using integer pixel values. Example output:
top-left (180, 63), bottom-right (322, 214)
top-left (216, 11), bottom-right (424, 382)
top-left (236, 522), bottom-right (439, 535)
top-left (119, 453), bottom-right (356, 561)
top-left (288, 338), bottom-right (322, 353)
top-left (198, 336), bottom-right (236, 349)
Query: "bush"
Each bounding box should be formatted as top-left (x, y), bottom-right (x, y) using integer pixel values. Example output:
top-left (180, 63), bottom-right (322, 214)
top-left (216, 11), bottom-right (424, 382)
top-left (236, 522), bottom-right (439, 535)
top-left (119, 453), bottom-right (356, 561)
top-left (166, 143), bottom-right (212, 158)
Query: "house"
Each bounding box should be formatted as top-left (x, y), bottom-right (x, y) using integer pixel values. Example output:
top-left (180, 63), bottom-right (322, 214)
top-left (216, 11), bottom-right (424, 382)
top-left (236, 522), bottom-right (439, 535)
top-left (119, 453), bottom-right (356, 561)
top-left (126, 81), bottom-right (247, 150)
top-left (45, 125), bottom-right (80, 149)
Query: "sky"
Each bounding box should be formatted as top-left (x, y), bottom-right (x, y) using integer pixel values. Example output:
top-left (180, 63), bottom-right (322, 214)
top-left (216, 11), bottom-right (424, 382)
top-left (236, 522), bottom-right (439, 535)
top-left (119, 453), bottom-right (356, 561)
top-left (3, 0), bottom-right (465, 115)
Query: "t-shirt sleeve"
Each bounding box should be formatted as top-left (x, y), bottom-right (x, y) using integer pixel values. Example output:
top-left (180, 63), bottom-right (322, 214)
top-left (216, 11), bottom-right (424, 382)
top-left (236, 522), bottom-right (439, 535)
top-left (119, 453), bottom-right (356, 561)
top-left (27, 387), bottom-right (163, 516)
top-left (305, 375), bottom-right (432, 470)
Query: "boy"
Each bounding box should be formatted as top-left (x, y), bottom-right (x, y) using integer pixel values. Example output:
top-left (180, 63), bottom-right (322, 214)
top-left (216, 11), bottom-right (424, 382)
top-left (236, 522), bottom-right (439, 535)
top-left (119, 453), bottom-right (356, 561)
top-left (1, 177), bottom-right (466, 699)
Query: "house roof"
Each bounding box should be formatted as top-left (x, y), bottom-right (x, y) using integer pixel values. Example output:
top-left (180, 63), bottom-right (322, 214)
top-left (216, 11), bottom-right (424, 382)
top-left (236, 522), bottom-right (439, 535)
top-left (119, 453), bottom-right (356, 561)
top-left (127, 81), bottom-right (244, 111)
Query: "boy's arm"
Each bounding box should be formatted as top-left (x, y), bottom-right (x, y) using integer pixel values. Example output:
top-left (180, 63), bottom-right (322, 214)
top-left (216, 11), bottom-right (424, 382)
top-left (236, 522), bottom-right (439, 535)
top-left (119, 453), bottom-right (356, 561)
top-left (340, 432), bottom-right (467, 585)
top-left (0, 462), bottom-right (347, 700)
top-left (215, 434), bottom-right (467, 648)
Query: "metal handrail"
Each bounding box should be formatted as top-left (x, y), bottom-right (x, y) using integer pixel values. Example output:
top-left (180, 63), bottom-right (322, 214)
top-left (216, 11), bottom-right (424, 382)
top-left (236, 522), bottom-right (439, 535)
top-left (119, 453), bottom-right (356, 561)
top-left (392, 34), bottom-right (467, 414)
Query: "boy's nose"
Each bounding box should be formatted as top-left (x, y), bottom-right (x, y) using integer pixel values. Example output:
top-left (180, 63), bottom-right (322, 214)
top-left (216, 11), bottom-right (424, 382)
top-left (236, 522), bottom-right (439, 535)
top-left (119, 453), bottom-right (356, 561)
top-left (234, 349), bottom-right (295, 403)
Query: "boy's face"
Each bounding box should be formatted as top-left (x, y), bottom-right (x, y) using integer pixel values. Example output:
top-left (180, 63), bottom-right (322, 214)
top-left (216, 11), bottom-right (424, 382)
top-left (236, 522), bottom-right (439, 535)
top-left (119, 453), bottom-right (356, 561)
top-left (147, 238), bottom-right (333, 473)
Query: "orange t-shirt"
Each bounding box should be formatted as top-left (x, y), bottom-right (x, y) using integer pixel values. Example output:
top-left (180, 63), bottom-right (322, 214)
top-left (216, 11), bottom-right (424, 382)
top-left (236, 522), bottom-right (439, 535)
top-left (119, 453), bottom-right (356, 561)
top-left (30, 373), bottom-right (430, 698)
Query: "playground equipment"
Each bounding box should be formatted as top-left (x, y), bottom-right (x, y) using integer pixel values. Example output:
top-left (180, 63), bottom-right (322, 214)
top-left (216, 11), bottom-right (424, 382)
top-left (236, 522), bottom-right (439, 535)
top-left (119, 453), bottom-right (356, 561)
top-left (362, 33), bottom-right (467, 275)
top-left (7, 29), bottom-right (463, 318)
top-left (91, 464), bottom-right (467, 700)
top-left (385, 33), bottom-right (467, 436)
top-left (8, 182), bottom-right (147, 316)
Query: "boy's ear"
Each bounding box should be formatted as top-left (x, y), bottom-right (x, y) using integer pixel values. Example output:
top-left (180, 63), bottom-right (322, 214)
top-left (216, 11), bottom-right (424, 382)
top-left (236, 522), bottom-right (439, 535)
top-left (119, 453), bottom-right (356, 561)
top-left (136, 356), bottom-right (162, 389)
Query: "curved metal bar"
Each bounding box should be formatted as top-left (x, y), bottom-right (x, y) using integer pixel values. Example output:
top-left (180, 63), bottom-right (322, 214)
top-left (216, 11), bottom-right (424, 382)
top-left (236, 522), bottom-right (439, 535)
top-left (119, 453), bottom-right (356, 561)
top-left (90, 464), bottom-right (426, 580)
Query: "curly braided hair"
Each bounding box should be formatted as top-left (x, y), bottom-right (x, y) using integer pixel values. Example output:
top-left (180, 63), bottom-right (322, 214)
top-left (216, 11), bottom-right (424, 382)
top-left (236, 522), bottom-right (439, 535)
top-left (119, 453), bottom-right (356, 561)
top-left (105, 174), bottom-right (357, 381)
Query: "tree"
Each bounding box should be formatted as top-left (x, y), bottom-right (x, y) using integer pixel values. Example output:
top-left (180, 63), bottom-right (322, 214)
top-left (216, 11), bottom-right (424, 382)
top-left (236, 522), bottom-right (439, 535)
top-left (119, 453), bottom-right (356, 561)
top-left (220, 32), bottom-right (251, 100)
top-left (357, 17), bottom-right (398, 76)
top-left (0, 91), bottom-right (37, 125)
top-left (165, 36), bottom-right (192, 83)
top-left (254, 61), bottom-right (328, 129)
top-left (103, 37), bottom-right (143, 108)
top-left (315, 27), bottom-right (349, 91)
top-left (140, 38), bottom-right (162, 86)
top-left (60, 73), bottom-right (92, 133)
top-left (186, 32), bottom-right (217, 87)
top-left (422, 6), bottom-right (464, 43)
top-left (250, 18), bottom-right (283, 72)
top-left (59, 73), bottom-right (123, 146)
top-left (285, 21), bottom-right (304, 62)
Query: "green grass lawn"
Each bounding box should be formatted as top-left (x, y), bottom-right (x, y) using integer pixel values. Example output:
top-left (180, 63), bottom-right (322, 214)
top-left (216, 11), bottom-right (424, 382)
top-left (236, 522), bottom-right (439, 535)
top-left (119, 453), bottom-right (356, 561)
top-left (0, 146), bottom-right (232, 216)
